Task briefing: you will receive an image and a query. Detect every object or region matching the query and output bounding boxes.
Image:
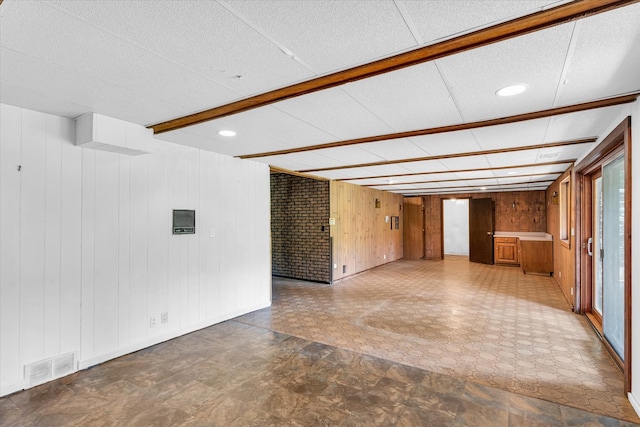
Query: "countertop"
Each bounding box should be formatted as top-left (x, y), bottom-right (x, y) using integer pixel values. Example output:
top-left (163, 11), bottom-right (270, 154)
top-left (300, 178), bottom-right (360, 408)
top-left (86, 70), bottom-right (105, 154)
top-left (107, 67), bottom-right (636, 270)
top-left (493, 231), bottom-right (553, 241)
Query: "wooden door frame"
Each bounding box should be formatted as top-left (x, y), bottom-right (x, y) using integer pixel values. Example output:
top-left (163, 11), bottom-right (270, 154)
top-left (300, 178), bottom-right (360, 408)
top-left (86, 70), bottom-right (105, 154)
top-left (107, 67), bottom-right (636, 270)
top-left (574, 116), bottom-right (632, 392)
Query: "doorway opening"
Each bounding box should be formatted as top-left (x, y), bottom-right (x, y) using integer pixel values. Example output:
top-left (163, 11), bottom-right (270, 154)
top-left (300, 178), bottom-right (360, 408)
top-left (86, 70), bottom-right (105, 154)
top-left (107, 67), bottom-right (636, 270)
top-left (443, 199), bottom-right (469, 256)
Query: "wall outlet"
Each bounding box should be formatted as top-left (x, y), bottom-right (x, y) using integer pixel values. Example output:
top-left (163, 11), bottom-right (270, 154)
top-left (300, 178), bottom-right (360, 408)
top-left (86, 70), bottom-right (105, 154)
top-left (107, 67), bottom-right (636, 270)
top-left (383, 254), bottom-right (386, 260)
top-left (570, 287), bottom-right (574, 295)
top-left (150, 316), bottom-right (158, 328)
top-left (558, 271), bottom-right (562, 278)
top-left (161, 312), bottom-right (168, 324)
top-left (333, 264), bottom-right (337, 269)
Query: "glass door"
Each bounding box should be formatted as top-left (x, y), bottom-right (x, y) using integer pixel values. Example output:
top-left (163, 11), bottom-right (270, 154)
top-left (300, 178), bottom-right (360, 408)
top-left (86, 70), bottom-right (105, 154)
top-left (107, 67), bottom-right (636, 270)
top-left (601, 154), bottom-right (625, 360)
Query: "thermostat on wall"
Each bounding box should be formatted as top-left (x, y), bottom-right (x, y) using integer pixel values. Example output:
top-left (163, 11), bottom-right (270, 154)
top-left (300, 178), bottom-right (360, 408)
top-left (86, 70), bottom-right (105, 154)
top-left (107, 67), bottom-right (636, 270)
top-left (173, 209), bottom-right (195, 234)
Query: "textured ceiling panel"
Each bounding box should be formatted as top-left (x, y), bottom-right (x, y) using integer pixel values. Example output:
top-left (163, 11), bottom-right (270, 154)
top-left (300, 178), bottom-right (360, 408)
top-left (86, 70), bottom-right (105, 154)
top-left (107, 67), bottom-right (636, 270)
top-left (545, 107), bottom-right (628, 144)
top-left (436, 23), bottom-right (574, 121)
top-left (273, 88), bottom-right (395, 140)
top-left (45, 0), bottom-right (314, 97)
top-left (409, 131), bottom-right (483, 156)
top-left (223, 0), bottom-right (417, 74)
top-left (342, 63), bottom-right (464, 132)
top-left (360, 139), bottom-right (429, 162)
top-left (555, 3), bottom-right (640, 106)
top-left (401, 0), bottom-right (562, 44)
top-left (174, 106), bottom-right (336, 156)
top-left (0, 48), bottom-right (190, 124)
top-left (471, 118), bottom-right (550, 150)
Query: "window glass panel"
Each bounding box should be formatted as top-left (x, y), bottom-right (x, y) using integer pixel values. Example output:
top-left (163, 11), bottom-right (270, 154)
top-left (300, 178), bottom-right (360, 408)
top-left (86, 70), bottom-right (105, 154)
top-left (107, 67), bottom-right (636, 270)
top-left (602, 155), bottom-right (624, 359)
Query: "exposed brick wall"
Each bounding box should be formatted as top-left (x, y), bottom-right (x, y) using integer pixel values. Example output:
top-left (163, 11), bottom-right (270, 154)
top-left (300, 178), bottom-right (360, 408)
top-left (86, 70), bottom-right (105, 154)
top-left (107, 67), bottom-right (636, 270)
top-left (271, 173), bottom-right (330, 283)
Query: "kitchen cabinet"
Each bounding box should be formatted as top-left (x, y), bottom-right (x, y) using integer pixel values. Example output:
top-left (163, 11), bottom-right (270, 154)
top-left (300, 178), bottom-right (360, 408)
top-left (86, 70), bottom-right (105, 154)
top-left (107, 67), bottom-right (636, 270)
top-left (494, 237), bottom-right (519, 265)
top-left (520, 240), bottom-right (553, 275)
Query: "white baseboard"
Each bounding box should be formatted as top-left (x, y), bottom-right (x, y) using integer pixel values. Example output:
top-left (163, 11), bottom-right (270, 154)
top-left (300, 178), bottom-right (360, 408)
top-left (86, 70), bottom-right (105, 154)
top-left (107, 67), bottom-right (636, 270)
top-left (1, 380), bottom-right (24, 398)
top-left (78, 301), bottom-right (271, 370)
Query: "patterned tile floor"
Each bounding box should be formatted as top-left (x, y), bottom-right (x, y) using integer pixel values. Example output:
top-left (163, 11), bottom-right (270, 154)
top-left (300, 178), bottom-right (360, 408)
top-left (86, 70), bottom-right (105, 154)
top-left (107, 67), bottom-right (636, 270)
top-left (237, 256), bottom-right (640, 423)
top-left (1, 256), bottom-right (638, 426)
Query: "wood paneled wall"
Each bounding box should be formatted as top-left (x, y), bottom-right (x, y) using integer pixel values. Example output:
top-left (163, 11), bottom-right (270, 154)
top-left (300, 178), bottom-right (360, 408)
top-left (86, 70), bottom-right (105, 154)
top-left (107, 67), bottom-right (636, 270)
top-left (546, 168), bottom-right (577, 307)
top-left (330, 181), bottom-right (403, 281)
top-left (0, 104), bottom-right (272, 396)
top-left (408, 191), bottom-right (547, 259)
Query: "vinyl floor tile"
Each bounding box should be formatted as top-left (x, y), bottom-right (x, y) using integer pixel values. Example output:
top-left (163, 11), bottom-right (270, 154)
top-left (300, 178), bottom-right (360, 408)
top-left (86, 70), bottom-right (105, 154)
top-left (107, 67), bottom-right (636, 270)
top-left (2, 257), bottom-right (639, 426)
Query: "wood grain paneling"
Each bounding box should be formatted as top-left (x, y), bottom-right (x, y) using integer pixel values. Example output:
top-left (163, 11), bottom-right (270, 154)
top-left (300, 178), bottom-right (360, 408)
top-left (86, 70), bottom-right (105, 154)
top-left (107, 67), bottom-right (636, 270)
top-left (411, 191), bottom-right (546, 260)
top-left (546, 168), bottom-right (575, 307)
top-left (330, 181), bottom-right (403, 281)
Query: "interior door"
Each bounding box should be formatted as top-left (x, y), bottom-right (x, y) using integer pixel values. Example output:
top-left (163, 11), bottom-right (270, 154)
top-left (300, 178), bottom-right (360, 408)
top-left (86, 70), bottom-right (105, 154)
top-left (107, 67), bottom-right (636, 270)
top-left (469, 198), bottom-right (494, 264)
top-left (403, 201), bottom-right (424, 260)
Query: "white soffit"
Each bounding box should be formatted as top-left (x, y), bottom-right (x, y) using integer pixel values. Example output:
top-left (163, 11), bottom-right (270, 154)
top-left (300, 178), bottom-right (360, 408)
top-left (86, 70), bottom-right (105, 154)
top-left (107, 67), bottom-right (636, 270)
top-left (401, 0), bottom-right (563, 44)
top-left (436, 23), bottom-right (574, 121)
top-left (554, 3), bottom-right (640, 106)
top-left (341, 63), bottom-right (464, 132)
top-left (223, 0), bottom-right (417, 75)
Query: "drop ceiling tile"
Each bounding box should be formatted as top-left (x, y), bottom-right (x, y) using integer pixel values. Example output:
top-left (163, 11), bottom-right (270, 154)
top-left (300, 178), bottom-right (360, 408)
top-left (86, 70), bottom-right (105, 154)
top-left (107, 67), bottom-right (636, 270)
top-left (410, 131), bottom-right (482, 156)
top-left (361, 139), bottom-right (429, 161)
top-left (487, 150), bottom-right (540, 167)
top-left (532, 163), bottom-right (572, 174)
top-left (471, 118), bottom-right (550, 150)
top-left (342, 63), bottom-right (464, 132)
top-left (0, 48), bottom-right (190, 124)
top-left (274, 88), bottom-right (395, 140)
top-left (555, 3), bottom-right (640, 106)
top-left (177, 106), bottom-right (336, 156)
top-left (433, 155), bottom-right (493, 170)
top-left (394, 160), bottom-right (451, 174)
top-left (402, 0), bottom-right (561, 44)
top-left (36, 0), bottom-right (314, 97)
top-left (258, 152), bottom-right (344, 172)
top-left (315, 146), bottom-right (385, 165)
top-left (544, 106), bottom-right (627, 143)
top-left (435, 23), bottom-right (574, 121)
top-left (223, 0), bottom-right (417, 74)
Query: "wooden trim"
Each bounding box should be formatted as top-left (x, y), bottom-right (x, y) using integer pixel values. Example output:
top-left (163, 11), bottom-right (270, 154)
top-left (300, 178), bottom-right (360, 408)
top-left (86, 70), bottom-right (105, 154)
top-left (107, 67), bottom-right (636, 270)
top-left (363, 171), bottom-right (560, 187)
top-left (149, 0), bottom-right (639, 135)
top-left (574, 116), bottom-right (632, 393)
top-left (338, 160), bottom-right (575, 182)
top-left (269, 166), bottom-right (330, 181)
top-left (395, 179), bottom-right (554, 193)
top-left (300, 138), bottom-right (595, 173)
top-left (239, 94), bottom-right (636, 159)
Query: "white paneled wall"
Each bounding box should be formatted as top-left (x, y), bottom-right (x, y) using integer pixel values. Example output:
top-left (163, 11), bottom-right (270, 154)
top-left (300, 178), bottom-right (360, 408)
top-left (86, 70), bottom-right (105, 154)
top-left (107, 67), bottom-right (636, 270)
top-left (0, 104), bottom-right (271, 396)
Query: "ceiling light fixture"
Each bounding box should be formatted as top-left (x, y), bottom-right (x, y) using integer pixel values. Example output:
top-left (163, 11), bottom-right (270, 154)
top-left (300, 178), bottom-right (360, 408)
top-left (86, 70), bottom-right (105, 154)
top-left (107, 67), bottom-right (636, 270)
top-left (496, 84), bottom-right (528, 97)
top-left (218, 130), bottom-right (236, 137)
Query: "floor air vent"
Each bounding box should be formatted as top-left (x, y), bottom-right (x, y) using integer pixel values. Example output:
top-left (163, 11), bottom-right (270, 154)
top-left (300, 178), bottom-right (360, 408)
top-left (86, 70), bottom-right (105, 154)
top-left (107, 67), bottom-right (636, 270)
top-left (25, 352), bottom-right (77, 388)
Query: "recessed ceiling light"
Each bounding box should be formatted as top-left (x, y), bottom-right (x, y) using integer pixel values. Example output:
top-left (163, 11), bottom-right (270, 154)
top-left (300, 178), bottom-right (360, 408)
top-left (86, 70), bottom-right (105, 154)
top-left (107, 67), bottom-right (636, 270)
top-left (496, 84), bottom-right (528, 97)
top-left (218, 130), bottom-right (236, 137)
